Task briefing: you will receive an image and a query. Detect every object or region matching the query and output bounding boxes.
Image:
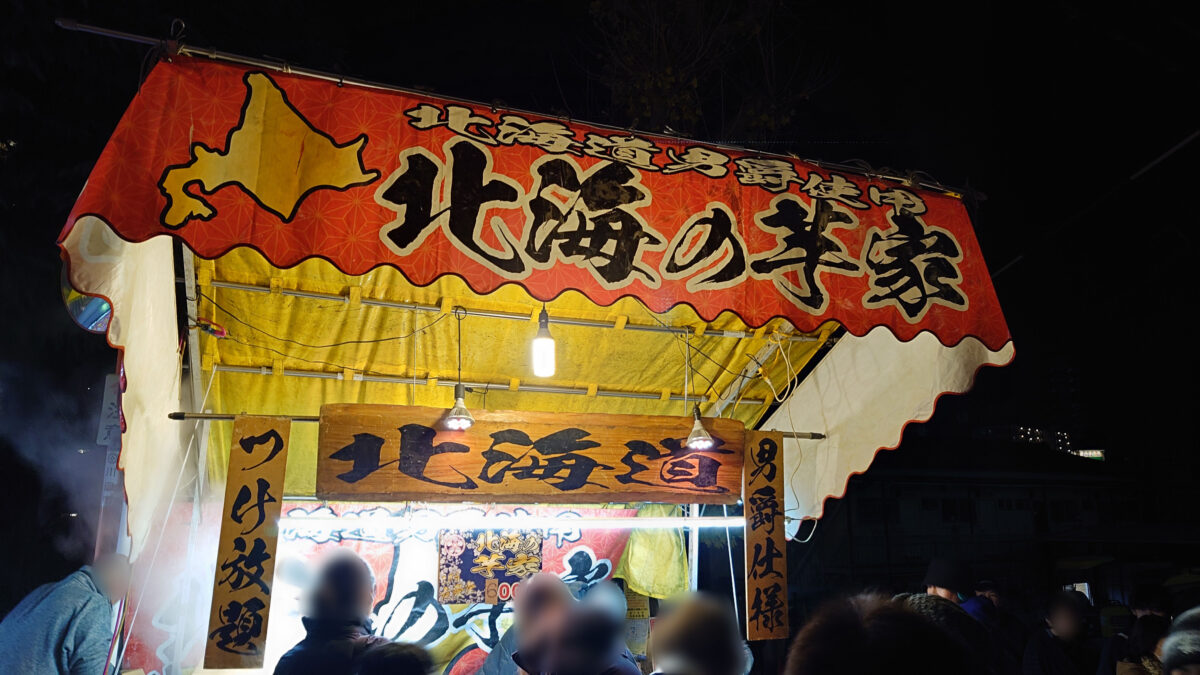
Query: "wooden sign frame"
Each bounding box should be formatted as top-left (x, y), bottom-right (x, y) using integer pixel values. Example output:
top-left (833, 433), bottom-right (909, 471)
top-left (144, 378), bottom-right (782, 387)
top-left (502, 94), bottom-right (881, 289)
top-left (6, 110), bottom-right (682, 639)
top-left (743, 430), bottom-right (788, 641)
top-left (205, 416), bottom-right (291, 669)
top-left (317, 404), bottom-right (744, 504)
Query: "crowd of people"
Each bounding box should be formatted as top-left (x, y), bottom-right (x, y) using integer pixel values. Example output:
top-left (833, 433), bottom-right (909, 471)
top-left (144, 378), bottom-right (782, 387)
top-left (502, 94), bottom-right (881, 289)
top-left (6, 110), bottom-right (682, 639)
top-left (1, 550), bottom-right (1199, 675)
top-left (780, 558), bottom-right (1200, 675)
top-left (267, 552), bottom-right (1200, 675)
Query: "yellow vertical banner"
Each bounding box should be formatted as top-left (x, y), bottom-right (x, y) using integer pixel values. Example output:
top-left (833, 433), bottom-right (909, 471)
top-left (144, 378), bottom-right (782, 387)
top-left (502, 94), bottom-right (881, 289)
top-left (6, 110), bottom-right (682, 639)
top-left (624, 586), bottom-right (651, 673)
top-left (743, 430), bottom-right (788, 641)
top-left (205, 416), bottom-right (291, 669)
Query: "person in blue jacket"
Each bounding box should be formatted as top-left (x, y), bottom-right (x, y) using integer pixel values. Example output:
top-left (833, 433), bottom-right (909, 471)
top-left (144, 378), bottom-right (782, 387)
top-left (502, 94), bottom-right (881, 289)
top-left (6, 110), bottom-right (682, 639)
top-left (0, 553), bottom-right (130, 674)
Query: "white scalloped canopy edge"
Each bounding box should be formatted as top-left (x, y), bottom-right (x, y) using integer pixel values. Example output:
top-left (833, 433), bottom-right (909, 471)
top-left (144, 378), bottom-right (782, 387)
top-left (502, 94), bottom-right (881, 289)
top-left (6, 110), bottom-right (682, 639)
top-left (763, 325), bottom-right (1015, 538)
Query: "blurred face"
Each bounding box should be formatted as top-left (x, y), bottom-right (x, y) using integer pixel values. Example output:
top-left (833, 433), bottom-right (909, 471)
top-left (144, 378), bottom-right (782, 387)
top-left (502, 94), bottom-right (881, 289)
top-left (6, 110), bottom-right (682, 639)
top-left (927, 585), bottom-right (957, 602)
top-left (978, 590), bottom-right (1000, 606)
top-left (517, 602), bottom-right (569, 671)
top-left (355, 582), bottom-right (374, 617)
top-left (1047, 607), bottom-right (1083, 640)
top-left (97, 556), bottom-right (131, 604)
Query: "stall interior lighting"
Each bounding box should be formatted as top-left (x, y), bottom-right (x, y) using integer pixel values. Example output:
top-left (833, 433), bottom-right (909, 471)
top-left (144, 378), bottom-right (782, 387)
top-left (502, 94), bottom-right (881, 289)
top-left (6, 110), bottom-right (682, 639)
top-left (444, 382), bottom-right (474, 431)
top-left (278, 514), bottom-right (745, 532)
top-left (444, 310), bottom-right (474, 430)
top-left (686, 405), bottom-right (714, 451)
top-left (531, 305), bottom-right (556, 378)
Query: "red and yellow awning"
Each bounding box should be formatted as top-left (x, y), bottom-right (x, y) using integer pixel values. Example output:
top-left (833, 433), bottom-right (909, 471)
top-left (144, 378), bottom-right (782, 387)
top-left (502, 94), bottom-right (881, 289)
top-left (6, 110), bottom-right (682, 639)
top-left (58, 55), bottom-right (1013, 553)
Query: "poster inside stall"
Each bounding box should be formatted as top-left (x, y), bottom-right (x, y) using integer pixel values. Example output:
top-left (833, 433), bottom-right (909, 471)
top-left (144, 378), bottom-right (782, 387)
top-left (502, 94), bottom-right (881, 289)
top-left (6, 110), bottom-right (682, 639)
top-left (269, 503), bottom-right (638, 674)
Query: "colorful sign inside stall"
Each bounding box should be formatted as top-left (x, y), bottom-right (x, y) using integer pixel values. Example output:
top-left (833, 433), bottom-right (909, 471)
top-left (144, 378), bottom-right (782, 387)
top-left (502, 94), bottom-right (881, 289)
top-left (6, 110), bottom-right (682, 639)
top-left (437, 529), bottom-right (544, 604)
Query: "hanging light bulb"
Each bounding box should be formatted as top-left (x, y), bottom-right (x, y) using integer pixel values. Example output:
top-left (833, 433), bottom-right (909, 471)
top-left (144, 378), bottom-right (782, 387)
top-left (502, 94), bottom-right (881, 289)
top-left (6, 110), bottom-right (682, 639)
top-left (686, 405), bottom-right (714, 451)
top-left (531, 305), bottom-right (556, 378)
top-left (444, 309), bottom-right (474, 430)
top-left (444, 382), bottom-right (474, 431)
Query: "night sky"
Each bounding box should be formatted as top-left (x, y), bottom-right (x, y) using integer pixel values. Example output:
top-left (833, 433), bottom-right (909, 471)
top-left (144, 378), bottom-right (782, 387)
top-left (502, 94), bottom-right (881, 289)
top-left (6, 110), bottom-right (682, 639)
top-left (1, 0), bottom-right (1196, 605)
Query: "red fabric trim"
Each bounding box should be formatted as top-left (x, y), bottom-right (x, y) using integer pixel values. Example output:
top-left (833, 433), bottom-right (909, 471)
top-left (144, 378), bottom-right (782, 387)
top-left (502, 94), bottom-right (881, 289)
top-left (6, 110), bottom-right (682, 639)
top-left (60, 56), bottom-right (1011, 352)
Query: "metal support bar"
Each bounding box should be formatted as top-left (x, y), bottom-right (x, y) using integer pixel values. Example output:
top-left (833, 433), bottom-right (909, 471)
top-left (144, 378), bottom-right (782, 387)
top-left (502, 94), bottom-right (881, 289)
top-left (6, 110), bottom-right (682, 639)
top-left (212, 363), bottom-right (426, 384)
top-left (166, 410), bottom-right (825, 440)
top-left (205, 279), bottom-right (825, 343)
top-left (712, 326), bottom-right (792, 417)
top-left (203, 364), bottom-right (774, 406)
top-left (689, 503), bottom-right (702, 591)
top-left (169, 412), bottom-right (320, 422)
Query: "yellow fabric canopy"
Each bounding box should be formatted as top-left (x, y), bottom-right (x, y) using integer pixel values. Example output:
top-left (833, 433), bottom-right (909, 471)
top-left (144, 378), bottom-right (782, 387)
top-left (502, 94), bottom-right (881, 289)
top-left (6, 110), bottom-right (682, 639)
top-left (195, 247), bottom-right (838, 496)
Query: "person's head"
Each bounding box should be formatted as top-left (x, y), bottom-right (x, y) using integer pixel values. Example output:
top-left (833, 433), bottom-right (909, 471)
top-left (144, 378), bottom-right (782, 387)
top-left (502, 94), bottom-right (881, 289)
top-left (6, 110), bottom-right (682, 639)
top-left (309, 549), bottom-right (375, 622)
top-left (1128, 614), bottom-right (1172, 662)
top-left (922, 558), bottom-right (972, 603)
top-left (1131, 586), bottom-right (1170, 618)
top-left (514, 573), bottom-right (575, 671)
top-left (1173, 607), bottom-right (1200, 634)
top-left (894, 592), bottom-right (993, 665)
top-left (357, 641), bottom-right (433, 675)
top-left (582, 581), bottom-right (627, 623)
top-left (1163, 630), bottom-right (1200, 675)
top-left (975, 580), bottom-right (1002, 607)
top-left (785, 594), bottom-right (973, 675)
top-left (92, 553), bottom-right (131, 604)
top-left (1045, 592), bottom-right (1085, 641)
top-left (650, 593), bottom-right (744, 675)
top-left (1164, 608), bottom-right (1200, 675)
top-left (547, 603), bottom-right (625, 675)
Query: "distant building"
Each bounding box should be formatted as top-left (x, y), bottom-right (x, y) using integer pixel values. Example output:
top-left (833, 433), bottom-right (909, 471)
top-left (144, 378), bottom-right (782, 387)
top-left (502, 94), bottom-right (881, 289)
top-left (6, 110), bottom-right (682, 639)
top-left (975, 424), bottom-right (1073, 453)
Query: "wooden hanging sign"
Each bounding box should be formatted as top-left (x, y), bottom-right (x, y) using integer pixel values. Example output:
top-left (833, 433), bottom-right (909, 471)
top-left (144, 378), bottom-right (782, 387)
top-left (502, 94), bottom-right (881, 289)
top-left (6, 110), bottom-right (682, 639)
top-left (316, 404), bottom-right (744, 504)
top-left (744, 430), bottom-right (789, 641)
top-left (205, 416), bottom-right (291, 669)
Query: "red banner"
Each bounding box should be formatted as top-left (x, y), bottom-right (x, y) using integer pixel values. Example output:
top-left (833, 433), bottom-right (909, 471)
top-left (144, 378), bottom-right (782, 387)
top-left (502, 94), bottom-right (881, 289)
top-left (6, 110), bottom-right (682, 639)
top-left (63, 57), bottom-right (1008, 349)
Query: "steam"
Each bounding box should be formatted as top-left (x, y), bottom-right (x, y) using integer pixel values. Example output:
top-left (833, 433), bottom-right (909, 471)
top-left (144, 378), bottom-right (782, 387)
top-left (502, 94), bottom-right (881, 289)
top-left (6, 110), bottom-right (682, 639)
top-left (0, 361), bottom-right (110, 562)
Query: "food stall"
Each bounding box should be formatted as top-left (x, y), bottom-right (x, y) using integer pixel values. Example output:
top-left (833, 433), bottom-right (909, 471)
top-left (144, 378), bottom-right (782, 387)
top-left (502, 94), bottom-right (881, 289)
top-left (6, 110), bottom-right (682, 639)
top-left (58, 48), bottom-right (1012, 673)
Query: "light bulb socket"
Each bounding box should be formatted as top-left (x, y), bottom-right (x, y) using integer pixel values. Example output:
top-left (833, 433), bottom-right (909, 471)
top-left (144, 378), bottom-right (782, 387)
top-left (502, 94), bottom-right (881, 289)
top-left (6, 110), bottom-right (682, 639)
top-left (532, 306), bottom-right (556, 378)
top-left (445, 382), bottom-right (474, 430)
top-left (686, 405), bottom-right (714, 451)
top-left (535, 307), bottom-right (552, 340)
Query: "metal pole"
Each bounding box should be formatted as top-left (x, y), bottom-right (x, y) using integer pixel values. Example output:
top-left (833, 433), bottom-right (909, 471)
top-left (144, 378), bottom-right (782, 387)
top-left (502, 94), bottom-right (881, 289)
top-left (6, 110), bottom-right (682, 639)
top-left (201, 365), bottom-right (777, 407)
top-left (723, 504), bottom-right (740, 629)
top-left (689, 503), bottom-right (702, 591)
top-left (165, 411), bottom-right (825, 439)
top-left (203, 279), bottom-right (826, 344)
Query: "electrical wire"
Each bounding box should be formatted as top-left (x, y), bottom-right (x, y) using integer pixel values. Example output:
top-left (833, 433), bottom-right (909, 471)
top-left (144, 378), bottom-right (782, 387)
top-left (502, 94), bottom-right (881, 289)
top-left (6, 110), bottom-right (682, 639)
top-left (198, 290), bottom-right (448, 348)
top-left (636, 303), bottom-right (747, 380)
top-left (454, 306), bottom-right (466, 385)
top-left (634, 303), bottom-right (756, 402)
top-left (792, 519), bottom-right (819, 544)
top-left (219, 332), bottom-right (396, 377)
top-left (198, 322), bottom-right (439, 381)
